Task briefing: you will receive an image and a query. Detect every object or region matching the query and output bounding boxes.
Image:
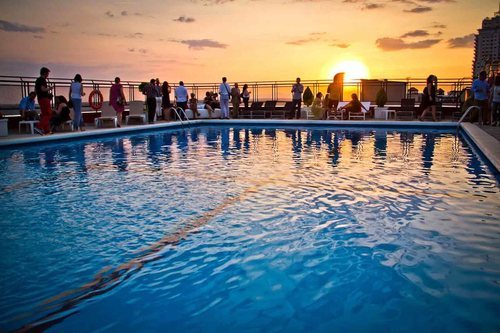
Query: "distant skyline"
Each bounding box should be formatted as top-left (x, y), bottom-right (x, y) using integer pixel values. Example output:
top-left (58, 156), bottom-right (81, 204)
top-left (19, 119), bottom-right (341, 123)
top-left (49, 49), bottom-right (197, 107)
top-left (0, 0), bottom-right (497, 82)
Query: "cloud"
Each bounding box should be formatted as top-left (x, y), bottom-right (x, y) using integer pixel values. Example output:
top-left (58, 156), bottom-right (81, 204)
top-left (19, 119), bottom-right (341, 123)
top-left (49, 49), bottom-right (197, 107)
top-left (173, 16), bottom-right (196, 23)
top-left (400, 30), bottom-right (429, 38)
top-left (431, 23), bottom-right (446, 28)
top-left (391, 0), bottom-right (417, 4)
top-left (376, 37), bottom-right (441, 50)
top-left (121, 11), bottom-right (146, 17)
top-left (404, 6), bottom-right (432, 13)
top-left (105, 11), bottom-right (114, 18)
top-left (419, 0), bottom-right (454, 2)
top-left (32, 35), bottom-right (44, 39)
top-left (125, 32), bottom-right (144, 39)
top-left (98, 33), bottom-right (117, 37)
top-left (363, 2), bottom-right (384, 9)
top-left (286, 37), bottom-right (321, 45)
top-left (0, 20), bottom-right (45, 33)
top-left (174, 39), bottom-right (227, 50)
top-left (447, 34), bottom-right (474, 48)
top-left (330, 43), bottom-right (350, 48)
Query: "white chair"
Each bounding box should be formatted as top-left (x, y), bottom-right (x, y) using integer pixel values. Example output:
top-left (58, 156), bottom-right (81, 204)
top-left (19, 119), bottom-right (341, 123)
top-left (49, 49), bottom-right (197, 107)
top-left (19, 120), bottom-right (39, 134)
top-left (126, 101), bottom-right (147, 125)
top-left (338, 101), bottom-right (370, 120)
top-left (95, 104), bottom-right (117, 128)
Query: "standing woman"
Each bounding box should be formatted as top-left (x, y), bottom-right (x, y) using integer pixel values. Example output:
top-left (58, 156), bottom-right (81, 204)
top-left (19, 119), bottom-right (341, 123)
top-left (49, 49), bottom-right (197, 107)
top-left (231, 82), bottom-right (241, 118)
top-left (419, 75), bottom-right (438, 121)
top-left (69, 74), bottom-right (85, 131)
top-left (242, 84), bottom-right (251, 110)
top-left (161, 81), bottom-right (171, 119)
top-left (109, 77), bottom-right (126, 127)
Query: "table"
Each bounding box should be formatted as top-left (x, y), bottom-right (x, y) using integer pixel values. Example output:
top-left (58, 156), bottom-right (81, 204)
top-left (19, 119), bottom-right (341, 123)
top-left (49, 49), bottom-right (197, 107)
top-left (374, 107), bottom-right (395, 120)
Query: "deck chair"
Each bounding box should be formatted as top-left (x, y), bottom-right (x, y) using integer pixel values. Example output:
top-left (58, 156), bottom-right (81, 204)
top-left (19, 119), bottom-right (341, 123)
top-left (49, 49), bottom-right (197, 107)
top-left (126, 101), bottom-right (147, 125)
top-left (397, 98), bottom-right (415, 120)
top-left (249, 101), bottom-right (264, 119)
top-left (348, 102), bottom-right (370, 120)
top-left (270, 102), bottom-right (286, 119)
top-left (95, 104), bottom-right (117, 128)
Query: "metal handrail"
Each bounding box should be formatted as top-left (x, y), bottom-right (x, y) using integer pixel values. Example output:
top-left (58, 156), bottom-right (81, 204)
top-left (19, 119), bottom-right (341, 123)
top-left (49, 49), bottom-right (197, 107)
top-left (170, 107), bottom-right (191, 127)
top-left (458, 106), bottom-right (481, 126)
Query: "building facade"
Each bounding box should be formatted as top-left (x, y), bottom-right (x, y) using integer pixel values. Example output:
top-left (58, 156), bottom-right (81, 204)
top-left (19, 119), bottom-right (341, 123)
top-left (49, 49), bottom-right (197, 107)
top-left (472, 9), bottom-right (500, 78)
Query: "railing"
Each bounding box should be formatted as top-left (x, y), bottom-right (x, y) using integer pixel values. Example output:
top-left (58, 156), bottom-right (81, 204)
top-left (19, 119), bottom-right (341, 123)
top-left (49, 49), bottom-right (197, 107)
top-left (0, 75), bottom-right (472, 113)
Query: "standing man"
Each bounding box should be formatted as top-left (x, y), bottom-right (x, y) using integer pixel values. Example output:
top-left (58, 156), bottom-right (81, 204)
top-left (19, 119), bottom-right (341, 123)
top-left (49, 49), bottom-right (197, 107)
top-left (291, 77), bottom-right (304, 119)
top-left (19, 92), bottom-right (38, 120)
top-left (175, 81), bottom-right (189, 119)
top-left (472, 71), bottom-right (491, 124)
top-left (143, 79), bottom-right (159, 123)
top-left (35, 67), bottom-right (53, 134)
top-left (219, 77), bottom-right (231, 119)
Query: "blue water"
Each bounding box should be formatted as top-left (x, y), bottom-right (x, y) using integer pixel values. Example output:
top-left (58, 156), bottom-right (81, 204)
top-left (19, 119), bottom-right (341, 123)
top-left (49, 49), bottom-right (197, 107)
top-left (0, 126), bottom-right (499, 332)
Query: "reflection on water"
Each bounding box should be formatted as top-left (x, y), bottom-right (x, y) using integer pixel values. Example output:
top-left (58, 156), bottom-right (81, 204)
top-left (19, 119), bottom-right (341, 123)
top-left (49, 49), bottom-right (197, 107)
top-left (0, 126), bottom-right (498, 332)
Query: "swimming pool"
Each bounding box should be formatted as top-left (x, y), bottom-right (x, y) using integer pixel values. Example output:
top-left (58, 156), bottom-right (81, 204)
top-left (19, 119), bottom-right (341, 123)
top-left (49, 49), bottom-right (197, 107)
top-left (0, 125), bottom-right (499, 332)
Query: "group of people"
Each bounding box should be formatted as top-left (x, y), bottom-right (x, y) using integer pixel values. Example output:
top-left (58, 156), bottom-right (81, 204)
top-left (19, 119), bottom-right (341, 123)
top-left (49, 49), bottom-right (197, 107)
top-left (138, 77), bottom-right (253, 121)
top-left (469, 70), bottom-right (500, 125)
top-left (19, 67), bottom-right (83, 135)
top-left (417, 72), bottom-right (499, 124)
top-left (20, 67), bottom-right (500, 135)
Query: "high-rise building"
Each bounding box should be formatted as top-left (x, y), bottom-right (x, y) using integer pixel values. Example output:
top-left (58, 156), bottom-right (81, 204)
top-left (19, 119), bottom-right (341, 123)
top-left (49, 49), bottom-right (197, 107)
top-left (472, 7), bottom-right (500, 78)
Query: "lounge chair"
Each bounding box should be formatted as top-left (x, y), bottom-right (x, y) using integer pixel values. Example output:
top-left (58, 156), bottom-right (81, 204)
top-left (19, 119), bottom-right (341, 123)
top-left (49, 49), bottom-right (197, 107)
top-left (397, 98), bottom-right (415, 121)
top-left (95, 104), bottom-right (117, 128)
top-left (270, 101), bottom-right (287, 119)
top-left (126, 101), bottom-right (147, 125)
top-left (249, 101), bottom-right (264, 119)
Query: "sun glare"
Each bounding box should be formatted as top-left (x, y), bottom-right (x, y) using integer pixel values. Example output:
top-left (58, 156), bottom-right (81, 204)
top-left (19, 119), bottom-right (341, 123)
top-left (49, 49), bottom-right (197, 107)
top-left (329, 60), bottom-right (370, 82)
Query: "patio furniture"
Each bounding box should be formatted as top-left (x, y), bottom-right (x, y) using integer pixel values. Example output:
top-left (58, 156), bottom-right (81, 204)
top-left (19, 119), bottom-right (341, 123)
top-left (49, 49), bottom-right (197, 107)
top-left (397, 98), bottom-right (415, 120)
top-left (95, 104), bottom-right (117, 128)
top-left (19, 120), bottom-right (39, 134)
top-left (126, 101), bottom-right (147, 125)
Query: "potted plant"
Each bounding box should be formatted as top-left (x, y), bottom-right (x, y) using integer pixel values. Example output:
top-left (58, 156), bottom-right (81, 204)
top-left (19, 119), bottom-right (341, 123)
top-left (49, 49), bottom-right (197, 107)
top-left (375, 87), bottom-right (387, 107)
top-left (374, 87), bottom-right (389, 119)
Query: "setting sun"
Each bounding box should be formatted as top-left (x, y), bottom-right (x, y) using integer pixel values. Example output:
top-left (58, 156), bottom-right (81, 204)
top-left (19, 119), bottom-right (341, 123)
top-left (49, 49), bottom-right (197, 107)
top-left (329, 60), bottom-right (370, 82)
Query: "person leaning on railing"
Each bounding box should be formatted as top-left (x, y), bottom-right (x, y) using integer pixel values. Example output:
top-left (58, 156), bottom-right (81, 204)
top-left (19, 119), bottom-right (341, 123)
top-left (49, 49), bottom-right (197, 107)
top-left (19, 91), bottom-right (38, 120)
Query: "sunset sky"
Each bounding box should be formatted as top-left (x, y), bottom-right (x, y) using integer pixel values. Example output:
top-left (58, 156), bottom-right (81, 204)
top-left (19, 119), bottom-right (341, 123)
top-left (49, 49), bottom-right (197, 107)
top-left (0, 0), bottom-right (497, 83)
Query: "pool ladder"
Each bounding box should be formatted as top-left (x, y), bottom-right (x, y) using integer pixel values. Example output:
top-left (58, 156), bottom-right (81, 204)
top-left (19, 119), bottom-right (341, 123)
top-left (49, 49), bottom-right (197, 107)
top-left (170, 107), bottom-right (191, 127)
top-left (457, 106), bottom-right (481, 127)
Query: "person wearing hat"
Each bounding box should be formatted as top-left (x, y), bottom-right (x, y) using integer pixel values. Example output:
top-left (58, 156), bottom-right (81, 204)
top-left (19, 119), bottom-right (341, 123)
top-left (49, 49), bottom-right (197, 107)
top-left (35, 67), bottom-right (53, 134)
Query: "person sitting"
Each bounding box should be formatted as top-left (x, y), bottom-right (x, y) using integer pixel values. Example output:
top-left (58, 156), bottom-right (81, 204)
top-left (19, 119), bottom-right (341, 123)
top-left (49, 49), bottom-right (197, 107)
top-left (189, 93), bottom-right (199, 120)
top-left (203, 91), bottom-right (214, 119)
top-left (49, 96), bottom-right (71, 134)
top-left (210, 92), bottom-right (220, 109)
top-left (338, 93), bottom-right (368, 118)
top-left (19, 92), bottom-right (38, 120)
top-left (311, 92), bottom-right (324, 120)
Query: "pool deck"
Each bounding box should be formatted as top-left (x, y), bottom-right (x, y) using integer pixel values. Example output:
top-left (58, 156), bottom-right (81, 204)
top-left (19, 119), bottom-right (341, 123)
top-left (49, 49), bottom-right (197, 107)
top-left (1, 119), bottom-right (499, 172)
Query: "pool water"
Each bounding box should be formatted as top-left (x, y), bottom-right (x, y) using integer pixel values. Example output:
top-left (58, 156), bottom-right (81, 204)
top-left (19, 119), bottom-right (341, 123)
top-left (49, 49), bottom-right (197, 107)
top-left (0, 126), bottom-right (499, 332)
